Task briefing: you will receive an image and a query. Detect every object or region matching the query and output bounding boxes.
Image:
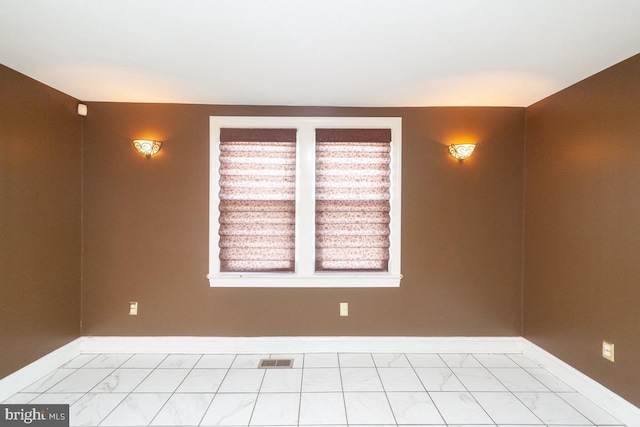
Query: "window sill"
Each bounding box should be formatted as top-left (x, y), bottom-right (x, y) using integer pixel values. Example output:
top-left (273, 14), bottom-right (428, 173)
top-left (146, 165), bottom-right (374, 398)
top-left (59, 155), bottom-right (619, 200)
top-left (207, 273), bottom-right (402, 288)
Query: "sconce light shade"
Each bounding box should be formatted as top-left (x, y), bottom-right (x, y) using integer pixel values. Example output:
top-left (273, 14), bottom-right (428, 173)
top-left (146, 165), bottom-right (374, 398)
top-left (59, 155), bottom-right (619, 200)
top-left (448, 143), bottom-right (475, 161)
top-left (133, 139), bottom-right (162, 159)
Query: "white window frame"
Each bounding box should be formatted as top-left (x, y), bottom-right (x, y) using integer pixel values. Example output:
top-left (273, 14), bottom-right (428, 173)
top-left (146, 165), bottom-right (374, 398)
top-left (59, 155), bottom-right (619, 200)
top-left (208, 116), bottom-right (402, 288)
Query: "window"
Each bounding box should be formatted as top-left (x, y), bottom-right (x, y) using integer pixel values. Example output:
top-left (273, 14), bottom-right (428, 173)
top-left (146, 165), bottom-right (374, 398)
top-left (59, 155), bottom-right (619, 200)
top-left (209, 116), bottom-right (402, 287)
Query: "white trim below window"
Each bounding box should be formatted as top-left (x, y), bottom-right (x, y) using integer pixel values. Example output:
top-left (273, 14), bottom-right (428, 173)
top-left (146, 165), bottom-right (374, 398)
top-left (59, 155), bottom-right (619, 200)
top-left (205, 272), bottom-right (403, 288)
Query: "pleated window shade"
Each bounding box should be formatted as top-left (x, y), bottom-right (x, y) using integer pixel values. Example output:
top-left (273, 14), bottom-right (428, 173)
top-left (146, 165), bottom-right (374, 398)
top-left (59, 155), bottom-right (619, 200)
top-left (218, 128), bottom-right (297, 272)
top-left (315, 129), bottom-right (392, 272)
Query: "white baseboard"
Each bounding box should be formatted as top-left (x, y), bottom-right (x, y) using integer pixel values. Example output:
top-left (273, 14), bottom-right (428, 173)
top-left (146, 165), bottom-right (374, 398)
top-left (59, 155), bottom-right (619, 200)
top-left (0, 338), bottom-right (82, 403)
top-left (2, 336), bottom-right (637, 426)
top-left (523, 339), bottom-right (640, 427)
top-left (80, 335), bottom-right (523, 354)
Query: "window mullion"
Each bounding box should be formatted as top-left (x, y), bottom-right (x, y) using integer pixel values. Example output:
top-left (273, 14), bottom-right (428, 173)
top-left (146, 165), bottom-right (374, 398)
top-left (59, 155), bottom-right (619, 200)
top-left (296, 125), bottom-right (316, 276)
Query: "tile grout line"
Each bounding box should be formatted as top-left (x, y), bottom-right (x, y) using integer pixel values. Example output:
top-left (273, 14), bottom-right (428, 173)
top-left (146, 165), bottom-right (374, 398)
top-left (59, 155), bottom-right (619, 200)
top-left (146, 353), bottom-right (204, 426)
top-left (336, 353), bottom-right (350, 427)
top-left (441, 353), bottom-right (483, 425)
top-left (92, 353), bottom-right (139, 426)
top-left (556, 391), bottom-right (623, 426)
top-left (11, 356), bottom-right (89, 405)
top-left (446, 353), bottom-right (501, 425)
top-left (62, 354), bottom-right (121, 425)
top-left (408, 352), bottom-right (447, 425)
top-left (296, 353), bottom-right (305, 427)
top-left (245, 355), bottom-right (268, 426)
top-left (473, 354), bottom-right (545, 426)
top-left (197, 354), bottom-right (237, 427)
top-left (372, 353), bottom-right (400, 426)
top-left (499, 353), bottom-right (591, 424)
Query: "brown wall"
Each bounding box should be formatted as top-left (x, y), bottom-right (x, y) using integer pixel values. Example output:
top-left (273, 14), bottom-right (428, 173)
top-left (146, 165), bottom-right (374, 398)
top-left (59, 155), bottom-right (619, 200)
top-left (81, 104), bottom-right (525, 337)
top-left (0, 65), bottom-right (81, 379)
top-left (524, 53), bottom-right (640, 406)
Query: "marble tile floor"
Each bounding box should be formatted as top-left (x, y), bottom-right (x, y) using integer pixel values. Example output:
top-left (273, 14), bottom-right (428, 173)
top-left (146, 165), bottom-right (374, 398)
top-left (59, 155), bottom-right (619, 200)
top-left (2, 352), bottom-right (626, 427)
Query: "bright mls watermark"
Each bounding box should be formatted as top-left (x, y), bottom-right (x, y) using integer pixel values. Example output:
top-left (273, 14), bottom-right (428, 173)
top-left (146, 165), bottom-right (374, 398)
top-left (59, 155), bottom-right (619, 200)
top-left (0, 405), bottom-right (68, 426)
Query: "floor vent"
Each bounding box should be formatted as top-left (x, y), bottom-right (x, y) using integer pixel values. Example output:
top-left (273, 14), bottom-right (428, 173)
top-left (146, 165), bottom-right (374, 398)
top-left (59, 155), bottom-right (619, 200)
top-left (258, 359), bottom-right (294, 369)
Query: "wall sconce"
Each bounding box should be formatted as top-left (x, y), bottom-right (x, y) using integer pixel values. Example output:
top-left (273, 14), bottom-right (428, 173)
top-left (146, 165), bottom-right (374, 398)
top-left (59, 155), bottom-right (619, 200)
top-left (448, 143), bottom-right (476, 162)
top-left (133, 139), bottom-right (162, 159)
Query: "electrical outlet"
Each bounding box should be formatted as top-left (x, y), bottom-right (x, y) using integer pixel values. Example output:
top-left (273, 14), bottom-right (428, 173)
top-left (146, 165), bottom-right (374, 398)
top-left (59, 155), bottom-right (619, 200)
top-left (602, 340), bottom-right (614, 362)
top-left (129, 301), bottom-right (138, 316)
top-left (339, 302), bottom-right (348, 317)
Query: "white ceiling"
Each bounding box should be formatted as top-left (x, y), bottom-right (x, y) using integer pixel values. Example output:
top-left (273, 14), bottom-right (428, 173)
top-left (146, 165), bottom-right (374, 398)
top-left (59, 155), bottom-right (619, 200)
top-left (1, 0), bottom-right (639, 107)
